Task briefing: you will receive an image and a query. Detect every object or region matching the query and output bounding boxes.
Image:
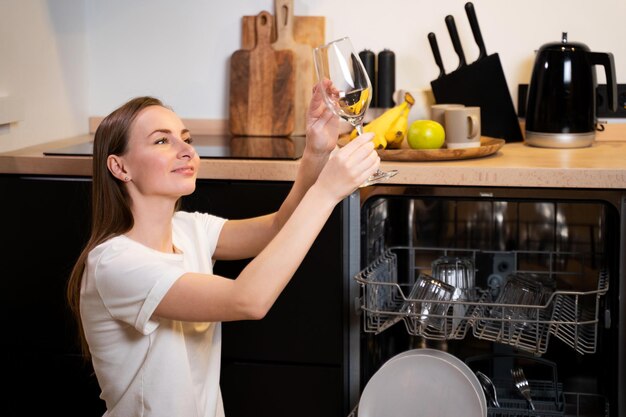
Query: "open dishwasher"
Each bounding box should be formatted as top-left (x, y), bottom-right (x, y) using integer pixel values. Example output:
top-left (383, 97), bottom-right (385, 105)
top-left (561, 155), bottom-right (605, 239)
top-left (346, 185), bottom-right (625, 417)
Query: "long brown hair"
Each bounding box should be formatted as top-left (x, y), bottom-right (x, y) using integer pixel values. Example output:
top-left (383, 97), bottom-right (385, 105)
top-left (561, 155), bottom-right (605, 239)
top-left (67, 96), bottom-right (165, 358)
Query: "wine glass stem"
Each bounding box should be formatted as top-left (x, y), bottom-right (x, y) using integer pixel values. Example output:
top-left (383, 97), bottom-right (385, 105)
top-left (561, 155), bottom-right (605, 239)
top-left (353, 119), bottom-right (399, 187)
top-left (355, 123), bottom-right (364, 136)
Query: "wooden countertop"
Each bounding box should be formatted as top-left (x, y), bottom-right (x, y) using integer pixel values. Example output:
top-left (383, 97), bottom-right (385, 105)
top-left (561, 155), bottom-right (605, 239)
top-left (2, 134), bottom-right (626, 189)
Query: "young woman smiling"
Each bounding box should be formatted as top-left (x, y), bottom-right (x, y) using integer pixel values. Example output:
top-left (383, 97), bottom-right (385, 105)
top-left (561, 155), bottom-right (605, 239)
top-left (66, 80), bottom-right (380, 417)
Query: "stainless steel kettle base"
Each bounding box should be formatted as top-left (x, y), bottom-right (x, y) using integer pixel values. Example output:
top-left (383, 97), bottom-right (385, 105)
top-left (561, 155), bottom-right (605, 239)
top-left (524, 131), bottom-right (595, 148)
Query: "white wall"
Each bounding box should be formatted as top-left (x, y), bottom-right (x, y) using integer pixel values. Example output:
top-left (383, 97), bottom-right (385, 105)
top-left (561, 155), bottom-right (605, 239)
top-left (2, 0), bottom-right (625, 152)
top-left (0, 0), bottom-right (88, 152)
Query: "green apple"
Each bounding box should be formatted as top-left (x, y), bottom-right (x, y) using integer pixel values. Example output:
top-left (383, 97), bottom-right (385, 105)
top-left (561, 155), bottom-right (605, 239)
top-left (407, 120), bottom-right (445, 149)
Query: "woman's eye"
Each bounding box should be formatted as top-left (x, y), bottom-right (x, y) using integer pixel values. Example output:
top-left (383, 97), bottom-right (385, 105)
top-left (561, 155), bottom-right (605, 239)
top-left (155, 137), bottom-right (168, 145)
top-left (184, 137), bottom-right (194, 144)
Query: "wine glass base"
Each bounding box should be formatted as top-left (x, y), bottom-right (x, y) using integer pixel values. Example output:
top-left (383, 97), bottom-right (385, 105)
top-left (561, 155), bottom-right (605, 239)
top-left (360, 169), bottom-right (398, 188)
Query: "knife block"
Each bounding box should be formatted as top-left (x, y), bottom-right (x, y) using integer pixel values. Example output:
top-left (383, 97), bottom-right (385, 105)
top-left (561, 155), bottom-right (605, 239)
top-left (430, 54), bottom-right (523, 143)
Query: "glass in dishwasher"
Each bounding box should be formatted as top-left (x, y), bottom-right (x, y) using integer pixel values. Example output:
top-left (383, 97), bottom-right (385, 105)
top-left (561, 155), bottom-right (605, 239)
top-left (474, 272), bottom-right (556, 350)
top-left (431, 255), bottom-right (476, 300)
top-left (490, 273), bottom-right (554, 327)
top-left (431, 255), bottom-right (476, 331)
top-left (400, 273), bottom-right (456, 336)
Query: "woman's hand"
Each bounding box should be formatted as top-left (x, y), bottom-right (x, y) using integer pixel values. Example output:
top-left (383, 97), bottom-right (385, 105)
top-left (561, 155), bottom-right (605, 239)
top-left (314, 132), bottom-right (380, 202)
top-left (305, 79), bottom-right (340, 156)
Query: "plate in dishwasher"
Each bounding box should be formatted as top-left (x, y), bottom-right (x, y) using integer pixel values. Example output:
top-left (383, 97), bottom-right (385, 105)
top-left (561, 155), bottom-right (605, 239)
top-left (358, 348), bottom-right (487, 417)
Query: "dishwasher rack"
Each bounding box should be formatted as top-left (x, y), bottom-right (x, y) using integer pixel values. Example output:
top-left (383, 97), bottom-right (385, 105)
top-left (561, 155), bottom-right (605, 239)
top-left (354, 246), bottom-right (609, 355)
top-left (347, 392), bottom-right (608, 417)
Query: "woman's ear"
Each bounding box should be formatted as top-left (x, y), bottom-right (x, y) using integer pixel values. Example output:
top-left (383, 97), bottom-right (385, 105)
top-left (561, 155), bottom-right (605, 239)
top-left (107, 155), bottom-right (130, 182)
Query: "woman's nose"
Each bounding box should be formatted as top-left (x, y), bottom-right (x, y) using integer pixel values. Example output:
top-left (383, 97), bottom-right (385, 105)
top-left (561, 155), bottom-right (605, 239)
top-left (178, 139), bottom-right (196, 159)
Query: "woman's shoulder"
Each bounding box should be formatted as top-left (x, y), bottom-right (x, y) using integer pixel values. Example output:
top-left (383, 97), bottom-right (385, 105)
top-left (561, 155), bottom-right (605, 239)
top-left (173, 210), bottom-right (224, 220)
top-left (173, 210), bottom-right (227, 230)
top-left (86, 236), bottom-right (184, 289)
top-left (88, 235), bottom-right (179, 264)
top-left (87, 235), bottom-right (137, 263)
top-left (90, 235), bottom-right (129, 255)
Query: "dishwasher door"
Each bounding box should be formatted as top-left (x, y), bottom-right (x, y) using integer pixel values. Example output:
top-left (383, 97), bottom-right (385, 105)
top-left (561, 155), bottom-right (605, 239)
top-left (347, 185), bottom-right (625, 417)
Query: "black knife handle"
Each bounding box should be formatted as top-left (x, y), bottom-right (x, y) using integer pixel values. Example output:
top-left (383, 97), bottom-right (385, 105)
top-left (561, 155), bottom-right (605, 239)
top-left (428, 32), bottom-right (446, 78)
top-left (445, 14), bottom-right (466, 69)
top-left (465, 2), bottom-right (487, 60)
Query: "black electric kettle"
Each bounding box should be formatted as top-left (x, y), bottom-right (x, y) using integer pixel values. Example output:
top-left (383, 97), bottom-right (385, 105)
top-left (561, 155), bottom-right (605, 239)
top-left (525, 32), bottom-right (617, 148)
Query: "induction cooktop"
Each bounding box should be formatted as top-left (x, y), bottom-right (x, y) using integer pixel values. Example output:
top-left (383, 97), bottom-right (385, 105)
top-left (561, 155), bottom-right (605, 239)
top-left (44, 134), bottom-right (305, 160)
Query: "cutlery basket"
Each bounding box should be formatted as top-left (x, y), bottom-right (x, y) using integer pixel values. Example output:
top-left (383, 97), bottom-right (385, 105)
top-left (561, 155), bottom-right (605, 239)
top-left (346, 391), bottom-right (607, 417)
top-left (464, 354), bottom-right (608, 417)
top-left (466, 354), bottom-right (565, 416)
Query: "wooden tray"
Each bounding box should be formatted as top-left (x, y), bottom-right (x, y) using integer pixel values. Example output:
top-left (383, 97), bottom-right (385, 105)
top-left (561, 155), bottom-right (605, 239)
top-left (338, 136), bottom-right (504, 162)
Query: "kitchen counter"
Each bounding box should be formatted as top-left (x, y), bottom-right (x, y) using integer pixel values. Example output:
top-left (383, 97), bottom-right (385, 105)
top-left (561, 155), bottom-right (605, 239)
top-left (1, 133), bottom-right (626, 189)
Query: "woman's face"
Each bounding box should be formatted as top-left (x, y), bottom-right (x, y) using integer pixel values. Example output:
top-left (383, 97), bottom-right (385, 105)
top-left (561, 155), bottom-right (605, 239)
top-left (117, 105), bottom-right (199, 201)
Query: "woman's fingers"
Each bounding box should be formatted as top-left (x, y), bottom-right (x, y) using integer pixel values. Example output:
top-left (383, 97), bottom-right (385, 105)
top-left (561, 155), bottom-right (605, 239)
top-left (351, 149), bottom-right (381, 182)
top-left (306, 107), bottom-right (338, 147)
top-left (341, 132), bottom-right (375, 154)
top-left (309, 79), bottom-right (331, 114)
top-left (316, 131), bottom-right (381, 199)
top-left (335, 133), bottom-right (380, 179)
top-left (313, 107), bottom-right (335, 128)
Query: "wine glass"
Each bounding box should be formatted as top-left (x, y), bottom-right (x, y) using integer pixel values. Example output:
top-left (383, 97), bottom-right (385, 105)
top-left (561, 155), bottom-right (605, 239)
top-left (313, 37), bottom-right (398, 187)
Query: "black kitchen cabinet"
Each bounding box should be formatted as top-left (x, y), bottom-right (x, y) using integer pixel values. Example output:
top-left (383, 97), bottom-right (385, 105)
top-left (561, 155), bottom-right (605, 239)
top-left (1, 175), bottom-right (348, 417)
top-left (220, 361), bottom-right (342, 417)
top-left (0, 175), bottom-right (105, 417)
top-left (182, 180), bottom-right (347, 417)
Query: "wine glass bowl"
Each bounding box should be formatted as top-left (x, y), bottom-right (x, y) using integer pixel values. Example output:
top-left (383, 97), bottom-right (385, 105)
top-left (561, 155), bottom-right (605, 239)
top-left (313, 37), bottom-right (398, 187)
top-left (313, 38), bottom-right (371, 129)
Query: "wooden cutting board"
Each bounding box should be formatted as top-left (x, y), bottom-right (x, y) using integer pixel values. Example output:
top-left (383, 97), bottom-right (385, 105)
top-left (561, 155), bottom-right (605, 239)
top-left (271, 0), bottom-right (314, 136)
top-left (229, 11), bottom-right (295, 136)
top-left (241, 10), bottom-right (325, 54)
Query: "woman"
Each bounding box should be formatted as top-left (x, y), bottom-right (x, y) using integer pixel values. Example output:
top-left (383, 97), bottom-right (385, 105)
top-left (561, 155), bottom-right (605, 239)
top-left (66, 80), bottom-right (380, 417)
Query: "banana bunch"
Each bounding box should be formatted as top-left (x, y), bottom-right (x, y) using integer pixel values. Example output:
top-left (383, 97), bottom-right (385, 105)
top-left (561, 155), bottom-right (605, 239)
top-left (349, 92), bottom-right (415, 149)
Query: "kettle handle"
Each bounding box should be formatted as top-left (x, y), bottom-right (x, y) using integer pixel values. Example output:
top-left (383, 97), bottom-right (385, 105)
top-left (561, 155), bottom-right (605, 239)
top-left (589, 52), bottom-right (617, 112)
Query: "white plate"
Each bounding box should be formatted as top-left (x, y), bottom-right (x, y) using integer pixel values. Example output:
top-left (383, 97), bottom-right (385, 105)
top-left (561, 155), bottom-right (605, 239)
top-left (380, 348), bottom-right (487, 414)
top-left (359, 348), bottom-right (487, 417)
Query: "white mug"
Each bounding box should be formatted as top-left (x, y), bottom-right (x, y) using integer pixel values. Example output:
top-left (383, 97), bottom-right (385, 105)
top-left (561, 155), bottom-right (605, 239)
top-left (444, 106), bottom-right (481, 149)
top-left (393, 89), bottom-right (435, 125)
top-left (430, 103), bottom-right (465, 127)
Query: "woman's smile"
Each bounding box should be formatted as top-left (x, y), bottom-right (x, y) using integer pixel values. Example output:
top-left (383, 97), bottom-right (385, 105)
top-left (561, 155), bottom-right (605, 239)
top-left (172, 165), bottom-right (195, 176)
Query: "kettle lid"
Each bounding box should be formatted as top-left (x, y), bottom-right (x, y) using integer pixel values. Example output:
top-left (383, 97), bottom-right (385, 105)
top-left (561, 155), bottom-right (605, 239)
top-left (538, 32), bottom-right (590, 52)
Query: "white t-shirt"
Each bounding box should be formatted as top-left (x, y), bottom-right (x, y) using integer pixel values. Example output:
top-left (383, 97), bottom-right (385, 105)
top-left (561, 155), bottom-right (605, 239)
top-left (80, 211), bottom-right (228, 417)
